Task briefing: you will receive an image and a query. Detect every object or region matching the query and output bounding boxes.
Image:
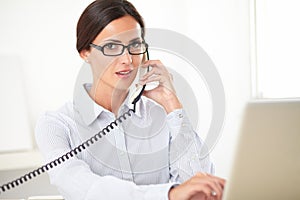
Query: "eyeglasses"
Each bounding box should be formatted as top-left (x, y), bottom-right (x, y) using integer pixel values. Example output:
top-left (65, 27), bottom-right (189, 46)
top-left (90, 41), bottom-right (148, 56)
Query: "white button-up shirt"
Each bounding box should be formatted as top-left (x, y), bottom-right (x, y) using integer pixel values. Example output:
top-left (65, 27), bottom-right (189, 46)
top-left (35, 83), bottom-right (214, 200)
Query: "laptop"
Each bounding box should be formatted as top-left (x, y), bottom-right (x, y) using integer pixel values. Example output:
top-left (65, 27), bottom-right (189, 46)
top-left (223, 99), bottom-right (300, 200)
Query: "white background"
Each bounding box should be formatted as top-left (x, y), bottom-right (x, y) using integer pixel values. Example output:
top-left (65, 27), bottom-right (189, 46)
top-left (255, 0), bottom-right (300, 98)
top-left (0, 0), bottom-right (251, 180)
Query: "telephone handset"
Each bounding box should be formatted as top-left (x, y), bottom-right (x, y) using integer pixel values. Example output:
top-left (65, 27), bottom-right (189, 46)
top-left (0, 50), bottom-right (151, 194)
top-left (130, 49), bottom-right (150, 107)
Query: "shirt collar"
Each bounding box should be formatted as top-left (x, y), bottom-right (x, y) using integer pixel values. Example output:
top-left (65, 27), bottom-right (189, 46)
top-left (73, 83), bottom-right (142, 126)
top-left (73, 83), bottom-right (106, 126)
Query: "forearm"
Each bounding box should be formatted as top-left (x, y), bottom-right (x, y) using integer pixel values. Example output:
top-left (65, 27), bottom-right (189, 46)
top-left (167, 109), bottom-right (214, 182)
top-left (160, 92), bottom-right (183, 114)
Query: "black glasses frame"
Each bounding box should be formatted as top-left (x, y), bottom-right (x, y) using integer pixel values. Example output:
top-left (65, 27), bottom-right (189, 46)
top-left (90, 41), bottom-right (148, 56)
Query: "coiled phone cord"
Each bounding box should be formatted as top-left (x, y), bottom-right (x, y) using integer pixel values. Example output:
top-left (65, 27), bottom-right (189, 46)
top-left (0, 50), bottom-right (150, 195)
top-left (0, 107), bottom-right (136, 194)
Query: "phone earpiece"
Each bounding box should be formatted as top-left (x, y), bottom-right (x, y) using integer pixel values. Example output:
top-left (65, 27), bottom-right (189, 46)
top-left (129, 50), bottom-right (151, 105)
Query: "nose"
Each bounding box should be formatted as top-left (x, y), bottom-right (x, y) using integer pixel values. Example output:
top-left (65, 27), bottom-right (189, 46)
top-left (120, 48), bottom-right (132, 64)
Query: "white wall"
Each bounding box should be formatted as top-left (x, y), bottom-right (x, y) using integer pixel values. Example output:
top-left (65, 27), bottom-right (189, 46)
top-left (0, 0), bottom-right (251, 192)
top-left (0, 0), bottom-right (93, 136)
top-left (131, 0), bottom-right (251, 178)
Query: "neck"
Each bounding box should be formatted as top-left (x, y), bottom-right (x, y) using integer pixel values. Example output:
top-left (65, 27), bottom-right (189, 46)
top-left (88, 81), bottom-right (128, 116)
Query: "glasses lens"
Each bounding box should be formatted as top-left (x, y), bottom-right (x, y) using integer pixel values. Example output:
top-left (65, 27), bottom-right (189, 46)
top-left (103, 43), bottom-right (124, 56)
top-left (129, 42), bottom-right (147, 55)
top-left (101, 42), bottom-right (148, 56)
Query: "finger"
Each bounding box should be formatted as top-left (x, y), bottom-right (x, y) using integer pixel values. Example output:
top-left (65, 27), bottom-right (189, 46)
top-left (211, 179), bottom-right (223, 199)
top-left (140, 76), bottom-right (175, 94)
top-left (207, 178), bottom-right (222, 199)
top-left (199, 173), bottom-right (226, 189)
top-left (196, 172), bottom-right (208, 177)
top-left (191, 180), bottom-right (221, 199)
top-left (140, 71), bottom-right (170, 86)
top-left (191, 176), bottom-right (223, 199)
top-left (141, 60), bottom-right (170, 74)
top-left (206, 174), bottom-right (226, 189)
top-left (142, 59), bottom-right (164, 67)
top-left (190, 192), bottom-right (206, 200)
top-left (140, 74), bottom-right (164, 84)
top-left (189, 182), bottom-right (212, 198)
top-left (140, 68), bottom-right (161, 80)
top-left (141, 69), bottom-right (173, 85)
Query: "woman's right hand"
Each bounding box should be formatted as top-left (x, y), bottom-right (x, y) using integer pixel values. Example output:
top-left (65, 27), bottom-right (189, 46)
top-left (168, 173), bottom-right (226, 200)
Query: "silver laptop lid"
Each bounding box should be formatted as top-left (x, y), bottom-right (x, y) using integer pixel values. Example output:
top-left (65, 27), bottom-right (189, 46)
top-left (223, 100), bottom-right (300, 200)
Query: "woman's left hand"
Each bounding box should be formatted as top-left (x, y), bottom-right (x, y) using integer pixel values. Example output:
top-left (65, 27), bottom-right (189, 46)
top-left (139, 60), bottom-right (182, 113)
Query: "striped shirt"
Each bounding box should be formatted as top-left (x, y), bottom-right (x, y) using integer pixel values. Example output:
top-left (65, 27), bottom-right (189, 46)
top-left (35, 83), bottom-right (214, 200)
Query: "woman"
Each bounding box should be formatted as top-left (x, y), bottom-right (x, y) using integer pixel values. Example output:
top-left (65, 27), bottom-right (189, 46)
top-left (35, 0), bottom-right (225, 199)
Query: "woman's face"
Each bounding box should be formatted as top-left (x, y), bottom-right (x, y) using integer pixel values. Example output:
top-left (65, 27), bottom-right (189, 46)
top-left (86, 15), bottom-right (144, 91)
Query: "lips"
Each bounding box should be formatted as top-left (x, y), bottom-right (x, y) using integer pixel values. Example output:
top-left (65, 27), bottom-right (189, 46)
top-left (115, 69), bottom-right (133, 78)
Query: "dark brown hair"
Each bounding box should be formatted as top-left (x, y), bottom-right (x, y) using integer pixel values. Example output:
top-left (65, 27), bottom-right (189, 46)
top-left (76, 0), bottom-right (145, 53)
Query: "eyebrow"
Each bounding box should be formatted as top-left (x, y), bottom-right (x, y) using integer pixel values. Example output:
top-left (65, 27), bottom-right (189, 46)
top-left (129, 37), bottom-right (142, 42)
top-left (103, 37), bottom-right (142, 44)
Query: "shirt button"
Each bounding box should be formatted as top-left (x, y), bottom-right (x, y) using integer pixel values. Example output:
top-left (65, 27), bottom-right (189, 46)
top-left (120, 151), bottom-right (125, 156)
top-left (178, 113), bottom-right (183, 118)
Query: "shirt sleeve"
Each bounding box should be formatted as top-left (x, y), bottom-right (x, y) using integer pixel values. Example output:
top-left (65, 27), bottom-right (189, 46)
top-left (166, 109), bottom-right (215, 183)
top-left (35, 113), bottom-right (175, 200)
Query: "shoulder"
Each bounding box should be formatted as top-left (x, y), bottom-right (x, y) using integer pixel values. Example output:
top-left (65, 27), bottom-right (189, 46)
top-left (34, 102), bottom-right (76, 157)
top-left (35, 101), bottom-right (76, 132)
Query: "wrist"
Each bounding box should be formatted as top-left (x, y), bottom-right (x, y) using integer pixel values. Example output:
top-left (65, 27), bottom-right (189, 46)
top-left (163, 95), bottom-right (182, 114)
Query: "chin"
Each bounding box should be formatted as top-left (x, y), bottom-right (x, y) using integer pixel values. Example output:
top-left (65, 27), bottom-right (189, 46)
top-left (114, 80), bottom-right (134, 91)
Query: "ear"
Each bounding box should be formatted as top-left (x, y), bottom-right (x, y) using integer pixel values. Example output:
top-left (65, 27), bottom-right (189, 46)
top-left (79, 49), bottom-right (90, 62)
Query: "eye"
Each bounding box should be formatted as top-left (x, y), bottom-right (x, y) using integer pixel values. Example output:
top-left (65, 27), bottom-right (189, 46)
top-left (130, 41), bottom-right (142, 48)
top-left (104, 43), bottom-right (118, 50)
